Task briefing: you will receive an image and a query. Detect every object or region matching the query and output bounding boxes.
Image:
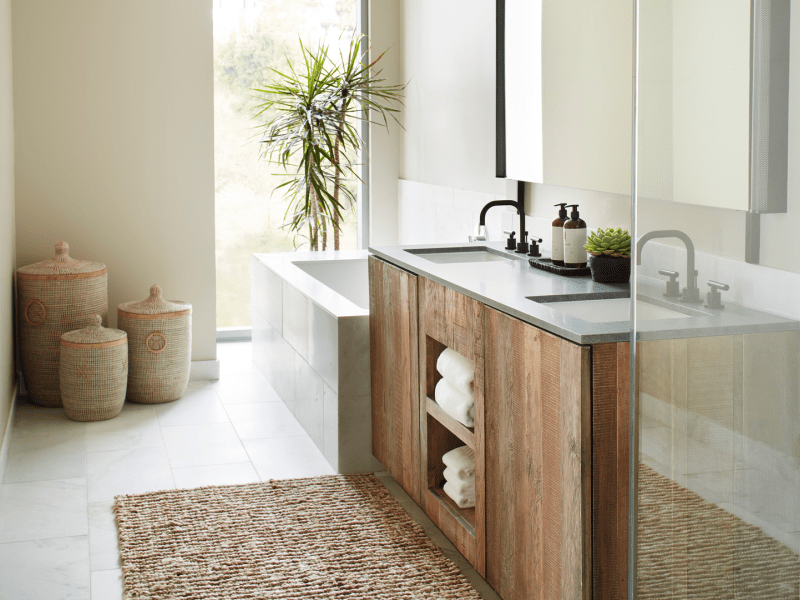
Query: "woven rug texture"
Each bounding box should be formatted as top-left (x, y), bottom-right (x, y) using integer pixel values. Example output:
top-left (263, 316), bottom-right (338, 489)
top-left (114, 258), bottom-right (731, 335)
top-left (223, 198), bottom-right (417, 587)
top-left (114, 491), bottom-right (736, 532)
top-left (114, 474), bottom-right (481, 599)
top-left (637, 464), bottom-right (800, 600)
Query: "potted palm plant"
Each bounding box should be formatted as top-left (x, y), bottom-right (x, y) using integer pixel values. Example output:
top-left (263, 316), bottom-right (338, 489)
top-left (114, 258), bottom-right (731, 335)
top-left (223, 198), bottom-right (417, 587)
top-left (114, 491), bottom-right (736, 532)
top-left (584, 227), bottom-right (632, 283)
top-left (253, 36), bottom-right (404, 250)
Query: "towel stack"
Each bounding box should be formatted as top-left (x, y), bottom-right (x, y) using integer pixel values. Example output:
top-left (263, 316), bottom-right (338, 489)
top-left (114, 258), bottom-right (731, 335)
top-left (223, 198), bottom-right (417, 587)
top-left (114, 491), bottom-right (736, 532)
top-left (442, 446), bottom-right (476, 508)
top-left (434, 348), bottom-right (475, 428)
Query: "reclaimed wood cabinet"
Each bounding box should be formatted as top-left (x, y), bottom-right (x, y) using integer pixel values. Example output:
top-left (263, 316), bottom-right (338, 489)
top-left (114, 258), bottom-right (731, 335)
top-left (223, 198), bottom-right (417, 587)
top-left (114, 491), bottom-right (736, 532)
top-left (368, 256), bottom-right (422, 505)
top-left (369, 256), bottom-right (631, 600)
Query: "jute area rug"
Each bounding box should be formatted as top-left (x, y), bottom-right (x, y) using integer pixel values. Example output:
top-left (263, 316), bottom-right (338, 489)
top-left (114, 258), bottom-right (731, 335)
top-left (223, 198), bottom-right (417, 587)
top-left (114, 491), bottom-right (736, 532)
top-left (114, 474), bottom-right (481, 599)
top-left (637, 464), bottom-right (800, 600)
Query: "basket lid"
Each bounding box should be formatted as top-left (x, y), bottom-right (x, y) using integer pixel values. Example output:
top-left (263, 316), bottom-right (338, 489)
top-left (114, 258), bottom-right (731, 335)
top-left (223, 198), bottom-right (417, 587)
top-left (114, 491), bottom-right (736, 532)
top-left (61, 315), bottom-right (127, 345)
top-left (17, 242), bottom-right (106, 278)
top-left (117, 284), bottom-right (192, 316)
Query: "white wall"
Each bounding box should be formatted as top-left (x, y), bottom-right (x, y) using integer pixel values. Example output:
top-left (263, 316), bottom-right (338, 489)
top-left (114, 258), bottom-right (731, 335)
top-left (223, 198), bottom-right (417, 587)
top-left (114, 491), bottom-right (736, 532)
top-left (760, 9), bottom-right (800, 273)
top-left (0, 0), bottom-right (16, 434)
top-left (390, 0), bottom-right (800, 276)
top-left (399, 0), bottom-right (505, 198)
top-left (368, 0), bottom-right (403, 245)
top-left (12, 0), bottom-right (217, 361)
top-left (394, 0), bottom-right (631, 244)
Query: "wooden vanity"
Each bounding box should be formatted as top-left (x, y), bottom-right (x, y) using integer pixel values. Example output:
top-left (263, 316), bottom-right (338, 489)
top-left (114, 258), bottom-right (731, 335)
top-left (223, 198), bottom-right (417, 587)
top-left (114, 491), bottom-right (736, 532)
top-left (369, 255), bottom-right (631, 600)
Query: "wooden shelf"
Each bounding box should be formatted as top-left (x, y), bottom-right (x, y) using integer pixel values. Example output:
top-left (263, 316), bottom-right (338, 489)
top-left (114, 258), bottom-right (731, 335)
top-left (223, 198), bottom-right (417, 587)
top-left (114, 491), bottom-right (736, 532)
top-left (430, 486), bottom-right (476, 535)
top-left (426, 397), bottom-right (475, 449)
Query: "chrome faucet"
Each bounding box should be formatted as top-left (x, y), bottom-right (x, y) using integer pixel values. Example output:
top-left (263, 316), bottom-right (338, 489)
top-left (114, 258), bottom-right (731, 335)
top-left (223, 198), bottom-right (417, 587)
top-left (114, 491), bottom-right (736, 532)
top-left (636, 230), bottom-right (702, 303)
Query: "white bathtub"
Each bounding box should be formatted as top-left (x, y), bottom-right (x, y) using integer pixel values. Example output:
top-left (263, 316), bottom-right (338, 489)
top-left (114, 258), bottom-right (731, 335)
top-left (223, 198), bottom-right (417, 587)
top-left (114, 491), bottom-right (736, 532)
top-left (251, 250), bottom-right (380, 474)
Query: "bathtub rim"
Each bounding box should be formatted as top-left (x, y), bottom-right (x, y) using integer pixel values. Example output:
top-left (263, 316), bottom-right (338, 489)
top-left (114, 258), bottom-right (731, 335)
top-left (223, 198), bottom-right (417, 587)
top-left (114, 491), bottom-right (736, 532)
top-left (253, 250), bottom-right (369, 320)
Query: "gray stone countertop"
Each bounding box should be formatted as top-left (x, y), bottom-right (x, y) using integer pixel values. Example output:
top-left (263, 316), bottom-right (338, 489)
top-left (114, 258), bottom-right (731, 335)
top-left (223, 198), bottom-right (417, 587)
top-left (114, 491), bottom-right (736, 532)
top-left (369, 242), bottom-right (798, 345)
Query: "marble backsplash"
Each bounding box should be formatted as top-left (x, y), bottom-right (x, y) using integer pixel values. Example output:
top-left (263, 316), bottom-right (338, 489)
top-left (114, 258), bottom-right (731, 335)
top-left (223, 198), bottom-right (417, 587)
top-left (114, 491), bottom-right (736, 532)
top-left (398, 179), bottom-right (531, 245)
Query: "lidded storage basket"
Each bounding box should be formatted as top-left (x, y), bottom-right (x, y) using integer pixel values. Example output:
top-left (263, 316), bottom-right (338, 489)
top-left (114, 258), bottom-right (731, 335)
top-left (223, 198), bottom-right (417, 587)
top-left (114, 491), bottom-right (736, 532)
top-left (17, 241), bottom-right (108, 407)
top-left (118, 285), bottom-right (192, 404)
top-left (60, 315), bottom-right (128, 422)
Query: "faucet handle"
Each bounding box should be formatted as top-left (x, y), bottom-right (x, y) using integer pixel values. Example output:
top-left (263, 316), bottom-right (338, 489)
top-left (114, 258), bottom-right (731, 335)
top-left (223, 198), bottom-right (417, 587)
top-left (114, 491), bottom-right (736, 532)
top-left (705, 280), bottom-right (729, 310)
top-left (658, 269), bottom-right (681, 298)
top-left (505, 230), bottom-right (517, 251)
top-left (707, 280), bottom-right (729, 292)
top-left (527, 237), bottom-right (543, 258)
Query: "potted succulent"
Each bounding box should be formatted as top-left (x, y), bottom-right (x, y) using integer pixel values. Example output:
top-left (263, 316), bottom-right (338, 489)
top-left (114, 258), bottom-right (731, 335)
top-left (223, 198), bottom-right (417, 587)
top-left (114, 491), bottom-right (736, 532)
top-left (584, 227), bottom-right (632, 283)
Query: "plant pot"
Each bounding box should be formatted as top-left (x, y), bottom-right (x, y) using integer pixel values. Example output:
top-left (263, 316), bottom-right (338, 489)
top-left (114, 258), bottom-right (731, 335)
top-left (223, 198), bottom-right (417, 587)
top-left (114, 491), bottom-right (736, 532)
top-left (589, 254), bottom-right (631, 283)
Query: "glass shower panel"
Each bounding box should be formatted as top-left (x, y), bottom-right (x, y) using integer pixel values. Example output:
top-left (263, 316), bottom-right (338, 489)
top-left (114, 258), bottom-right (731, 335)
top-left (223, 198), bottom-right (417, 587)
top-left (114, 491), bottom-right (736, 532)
top-left (633, 1), bottom-right (799, 598)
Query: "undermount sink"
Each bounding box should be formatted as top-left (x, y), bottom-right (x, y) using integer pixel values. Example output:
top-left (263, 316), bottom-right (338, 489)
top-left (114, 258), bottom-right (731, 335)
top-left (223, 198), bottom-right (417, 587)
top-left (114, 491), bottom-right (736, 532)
top-left (529, 294), bottom-right (711, 323)
top-left (405, 247), bottom-right (518, 264)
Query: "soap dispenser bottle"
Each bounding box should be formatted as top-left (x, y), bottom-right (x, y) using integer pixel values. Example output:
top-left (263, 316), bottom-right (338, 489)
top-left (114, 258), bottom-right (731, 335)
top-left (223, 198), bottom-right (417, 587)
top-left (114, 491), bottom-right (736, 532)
top-left (563, 205), bottom-right (587, 268)
top-left (551, 203), bottom-right (568, 265)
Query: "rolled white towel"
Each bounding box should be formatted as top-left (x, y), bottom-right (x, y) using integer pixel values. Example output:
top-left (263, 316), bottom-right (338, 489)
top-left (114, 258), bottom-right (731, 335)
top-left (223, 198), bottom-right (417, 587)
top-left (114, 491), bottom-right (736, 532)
top-left (442, 445), bottom-right (475, 478)
top-left (443, 466), bottom-right (475, 488)
top-left (436, 348), bottom-right (474, 396)
top-left (434, 378), bottom-right (474, 428)
top-left (444, 478), bottom-right (474, 498)
top-left (443, 480), bottom-right (475, 509)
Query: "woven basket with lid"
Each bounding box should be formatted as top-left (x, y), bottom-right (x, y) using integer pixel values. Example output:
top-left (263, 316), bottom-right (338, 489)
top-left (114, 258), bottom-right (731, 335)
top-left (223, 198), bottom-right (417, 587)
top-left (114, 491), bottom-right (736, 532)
top-left (118, 285), bottom-right (192, 404)
top-left (17, 241), bottom-right (108, 407)
top-left (60, 315), bottom-right (128, 422)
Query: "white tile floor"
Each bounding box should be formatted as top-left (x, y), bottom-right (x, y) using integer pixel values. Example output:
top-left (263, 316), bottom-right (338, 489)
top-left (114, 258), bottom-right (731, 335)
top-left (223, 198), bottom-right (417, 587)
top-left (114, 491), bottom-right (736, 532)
top-left (0, 341), bottom-right (498, 600)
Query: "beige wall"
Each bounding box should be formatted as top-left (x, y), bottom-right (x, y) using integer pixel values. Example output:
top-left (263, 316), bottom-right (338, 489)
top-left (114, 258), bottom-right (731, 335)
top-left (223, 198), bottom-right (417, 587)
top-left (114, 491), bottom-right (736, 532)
top-left (0, 0), bottom-right (16, 429)
top-left (12, 0), bottom-right (217, 360)
top-left (392, 0), bottom-right (799, 274)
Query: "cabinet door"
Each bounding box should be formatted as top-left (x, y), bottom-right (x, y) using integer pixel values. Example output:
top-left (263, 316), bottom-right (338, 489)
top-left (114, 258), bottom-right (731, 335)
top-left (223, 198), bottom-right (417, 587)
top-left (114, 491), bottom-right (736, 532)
top-left (368, 256), bottom-right (422, 504)
top-left (484, 307), bottom-right (591, 600)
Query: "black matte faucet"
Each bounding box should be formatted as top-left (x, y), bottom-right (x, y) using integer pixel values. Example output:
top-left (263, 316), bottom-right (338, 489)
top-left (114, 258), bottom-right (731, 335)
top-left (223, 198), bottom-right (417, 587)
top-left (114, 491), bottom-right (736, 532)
top-left (636, 230), bottom-right (701, 303)
top-left (475, 181), bottom-right (529, 253)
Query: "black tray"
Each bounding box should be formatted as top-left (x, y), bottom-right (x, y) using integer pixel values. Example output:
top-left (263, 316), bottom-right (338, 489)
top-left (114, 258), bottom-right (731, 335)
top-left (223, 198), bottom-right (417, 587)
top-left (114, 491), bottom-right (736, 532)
top-left (528, 257), bottom-right (591, 277)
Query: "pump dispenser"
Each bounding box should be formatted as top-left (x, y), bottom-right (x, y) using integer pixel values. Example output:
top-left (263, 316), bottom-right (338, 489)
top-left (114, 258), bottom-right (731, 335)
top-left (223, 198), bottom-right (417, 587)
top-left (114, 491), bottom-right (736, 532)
top-left (551, 203), bottom-right (568, 265)
top-left (563, 205), bottom-right (587, 268)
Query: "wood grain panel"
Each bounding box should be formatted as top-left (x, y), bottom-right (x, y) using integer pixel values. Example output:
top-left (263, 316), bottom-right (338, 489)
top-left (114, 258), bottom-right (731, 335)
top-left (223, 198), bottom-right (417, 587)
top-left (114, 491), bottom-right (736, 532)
top-left (485, 309), bottom-right (522, 598)
top-left (615, 342), bottom-right (631, 600)
top-left (368, 256), bottom-right (422, 504)
top-left (425, 488), bottom-right (479, 565)
top-left (419, 276), bottom-right (486, 576)
top-left (591, 342), bottom-right (630, 600)
top-left (512, 318), bottom-right (539, 600)
top-left (423, 278), bottom-right (483, 362)
top-left (541, 331), bottom-right (563, 600)
top-left (485, 307), bottom-right (591, 600)
top-left (422, 278), bottom-right (447, 344)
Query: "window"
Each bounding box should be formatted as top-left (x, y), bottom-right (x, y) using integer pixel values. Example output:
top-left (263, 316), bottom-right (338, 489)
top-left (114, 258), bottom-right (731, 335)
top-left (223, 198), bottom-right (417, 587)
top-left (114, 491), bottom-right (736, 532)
top-left (213, 0), bottom-right (360, 329)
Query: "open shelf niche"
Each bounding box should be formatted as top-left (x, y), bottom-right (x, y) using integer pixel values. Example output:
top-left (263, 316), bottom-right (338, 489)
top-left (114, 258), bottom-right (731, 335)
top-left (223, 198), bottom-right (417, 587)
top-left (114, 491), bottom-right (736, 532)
top-left (417, 277), bottom-right (485, 574)
top-left (424, 335), bottom-right (477, 533)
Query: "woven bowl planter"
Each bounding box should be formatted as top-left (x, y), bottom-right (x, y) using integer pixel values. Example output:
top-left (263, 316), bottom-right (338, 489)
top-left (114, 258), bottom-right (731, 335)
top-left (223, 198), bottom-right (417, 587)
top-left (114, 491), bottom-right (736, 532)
top-left (60, 315), bottom-right (128, 422)
top-left (589, 254), bottom-right (631, 283)
top-left (118, 285), bottom-right (192, 404)
top-left (17, 242), bottom-right (108, 407)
